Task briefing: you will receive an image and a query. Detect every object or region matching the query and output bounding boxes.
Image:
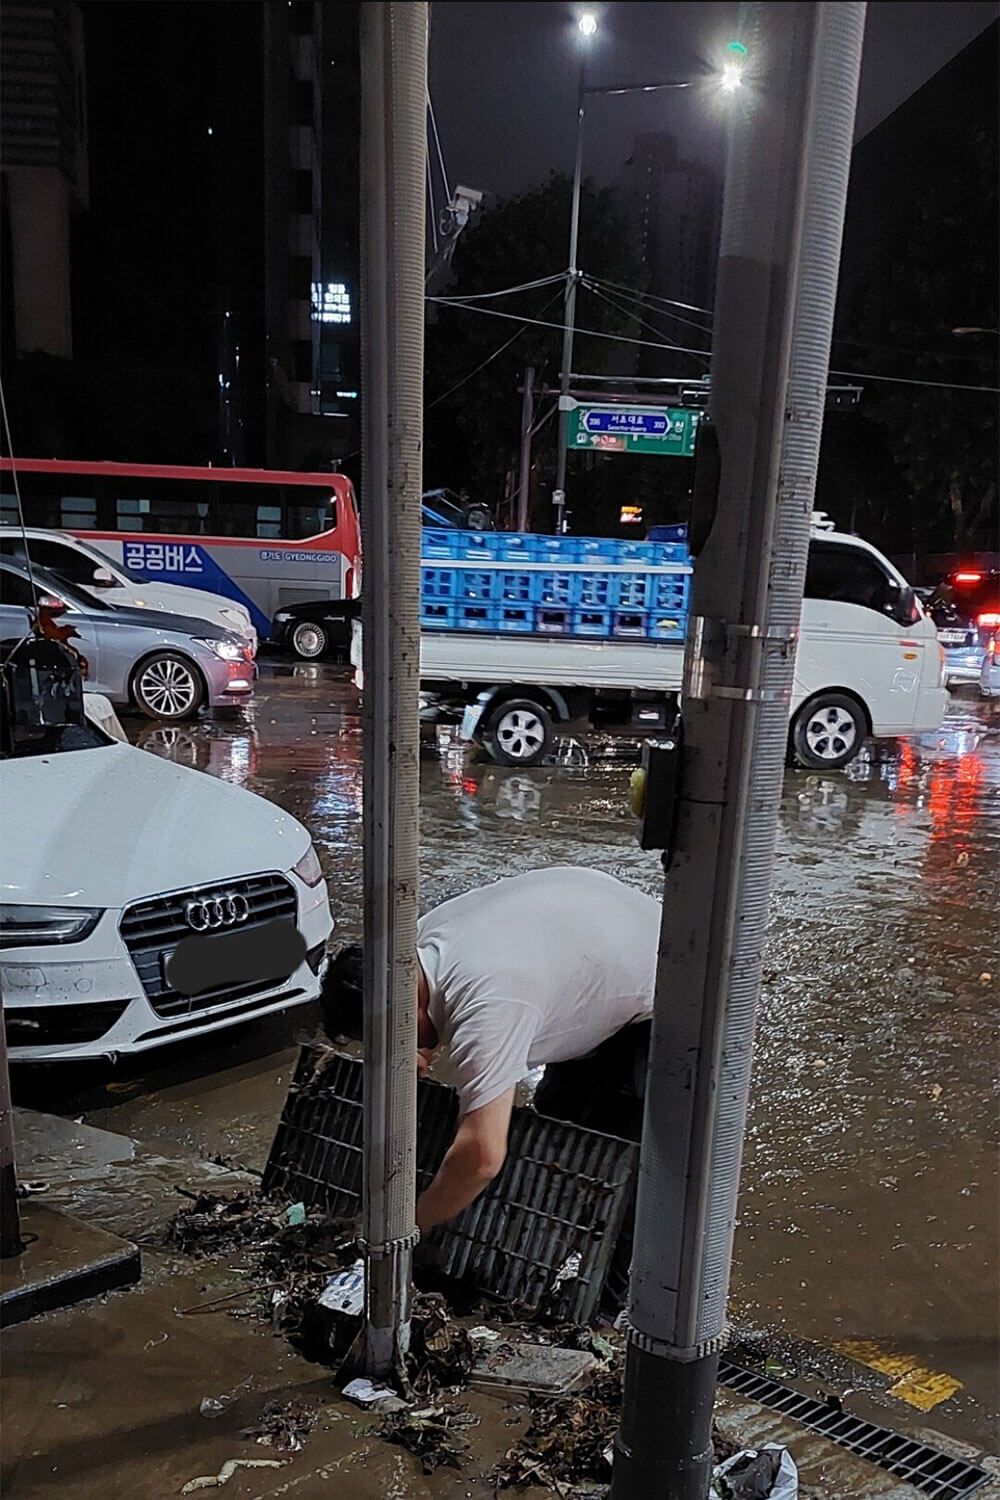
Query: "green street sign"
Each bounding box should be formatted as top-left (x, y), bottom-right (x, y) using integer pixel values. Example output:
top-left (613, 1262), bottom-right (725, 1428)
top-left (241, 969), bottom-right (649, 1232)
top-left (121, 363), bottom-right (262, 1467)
top-left (566, 404), bottom-right (700, 457)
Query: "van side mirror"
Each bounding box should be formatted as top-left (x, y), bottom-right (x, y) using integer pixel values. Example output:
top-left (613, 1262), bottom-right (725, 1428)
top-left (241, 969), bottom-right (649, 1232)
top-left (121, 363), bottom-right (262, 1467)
top-left (91, 566), bottom-right (115, 587)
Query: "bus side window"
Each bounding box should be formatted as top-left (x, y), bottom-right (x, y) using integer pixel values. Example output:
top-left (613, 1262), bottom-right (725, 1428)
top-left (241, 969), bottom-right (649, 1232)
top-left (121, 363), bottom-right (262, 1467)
top-left (1, 491), bottom-right (19, 527)
top-left (805, 542), bottom-right (893, 616)
top-left (287, 502), bottom-right (329, 539)
top-left (256, 505), bottom-right (282, 539)
top-left (118, 497), bottom-right (151, 532)
top-left (61, 494), bottom-right (98, 530)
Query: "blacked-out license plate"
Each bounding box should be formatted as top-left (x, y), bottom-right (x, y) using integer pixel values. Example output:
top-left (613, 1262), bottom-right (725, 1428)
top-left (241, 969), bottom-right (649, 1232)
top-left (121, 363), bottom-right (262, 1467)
top-left (163, 918), bottom-right (306, 997)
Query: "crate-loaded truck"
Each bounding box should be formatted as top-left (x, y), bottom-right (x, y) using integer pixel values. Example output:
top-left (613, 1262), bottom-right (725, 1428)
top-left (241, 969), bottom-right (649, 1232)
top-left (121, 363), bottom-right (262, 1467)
top-left (351, 517), bottom-right (946, 771)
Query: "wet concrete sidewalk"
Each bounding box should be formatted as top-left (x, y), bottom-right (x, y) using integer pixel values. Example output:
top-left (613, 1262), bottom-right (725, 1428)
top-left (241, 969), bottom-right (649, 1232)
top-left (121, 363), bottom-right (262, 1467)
top-left (5, 1107), bottom-right (994, 1500)
top-left (6, 665), bottom-right (998, 1494)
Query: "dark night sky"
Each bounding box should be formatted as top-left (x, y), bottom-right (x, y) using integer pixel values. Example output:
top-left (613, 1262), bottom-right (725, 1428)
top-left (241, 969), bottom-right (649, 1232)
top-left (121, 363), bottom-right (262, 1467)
top-left (428, 1), bottom-right (999, 203)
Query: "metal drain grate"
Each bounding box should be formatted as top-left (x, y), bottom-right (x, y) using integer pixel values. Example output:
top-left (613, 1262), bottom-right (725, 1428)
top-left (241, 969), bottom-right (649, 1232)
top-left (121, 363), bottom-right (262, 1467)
top-left (718, 1360), bottom-right (992, 1500)
top-left (263, 1046), bottom-right (637, 1323)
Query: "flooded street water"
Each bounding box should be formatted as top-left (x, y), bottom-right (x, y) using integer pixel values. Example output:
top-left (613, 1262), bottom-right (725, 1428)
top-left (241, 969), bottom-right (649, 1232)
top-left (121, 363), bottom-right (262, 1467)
top-left (13, 661), bottom-right (999, 1450)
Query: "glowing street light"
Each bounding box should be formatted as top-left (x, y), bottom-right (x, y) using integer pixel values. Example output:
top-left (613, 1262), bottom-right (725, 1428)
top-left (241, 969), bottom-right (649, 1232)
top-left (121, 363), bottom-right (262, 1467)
top-left (720, 38), bottom-right (747, 91)
top-left (578, 12), bottom-right (597, 38)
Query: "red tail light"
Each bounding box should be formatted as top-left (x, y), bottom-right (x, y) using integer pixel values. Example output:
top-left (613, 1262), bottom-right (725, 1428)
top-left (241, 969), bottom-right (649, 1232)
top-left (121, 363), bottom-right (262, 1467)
top-left (976, 611), bottom-right (1000, 629)
top-left (953, 570), bottom-right (983, 585)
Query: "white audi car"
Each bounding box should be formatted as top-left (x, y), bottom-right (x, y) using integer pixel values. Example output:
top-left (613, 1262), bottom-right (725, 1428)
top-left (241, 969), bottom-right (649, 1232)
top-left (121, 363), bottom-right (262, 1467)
top-left (1, 710), bottom-right (332, 1063)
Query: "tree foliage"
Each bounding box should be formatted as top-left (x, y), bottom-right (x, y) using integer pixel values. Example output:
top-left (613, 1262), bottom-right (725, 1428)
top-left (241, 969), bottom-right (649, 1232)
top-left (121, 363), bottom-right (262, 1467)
top-left (424, 174), bottom-right (643, 515)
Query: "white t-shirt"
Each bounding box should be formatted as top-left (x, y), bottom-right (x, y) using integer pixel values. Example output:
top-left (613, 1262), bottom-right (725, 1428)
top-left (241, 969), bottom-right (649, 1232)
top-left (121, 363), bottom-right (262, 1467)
top-left (416, 866), bottom-right (661, 1115)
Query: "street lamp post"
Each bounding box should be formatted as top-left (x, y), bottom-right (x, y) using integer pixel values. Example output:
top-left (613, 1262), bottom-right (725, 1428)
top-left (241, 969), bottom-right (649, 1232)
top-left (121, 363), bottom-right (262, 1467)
top-left (552, 18), bottom-right (740, 532)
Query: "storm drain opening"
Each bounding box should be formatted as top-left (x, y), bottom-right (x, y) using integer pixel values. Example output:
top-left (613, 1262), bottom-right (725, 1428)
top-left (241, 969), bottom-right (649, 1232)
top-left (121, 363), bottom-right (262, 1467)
top-left (263, 1046), bottom-right (638, 1324)
top-left (718, 1360), bottom-right (992, 1500)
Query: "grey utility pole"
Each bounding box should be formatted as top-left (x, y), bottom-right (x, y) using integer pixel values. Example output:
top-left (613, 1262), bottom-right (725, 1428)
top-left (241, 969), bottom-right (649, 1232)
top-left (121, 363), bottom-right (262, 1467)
top-left (610, 4), bottom-right (866, 1498)
top-left (358, 0), bottom-right (427, 1377)
top-left (516, 365), bottom-right (535, 532)
top-left (552, 55), bottom-right (587, 537)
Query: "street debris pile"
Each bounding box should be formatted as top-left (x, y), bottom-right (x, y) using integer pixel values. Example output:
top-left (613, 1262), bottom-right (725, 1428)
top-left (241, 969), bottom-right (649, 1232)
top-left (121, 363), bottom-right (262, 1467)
top-left (380, 1402), bottom-right (481, 1475)
top-left (167, 1189), bottom-right (359, 1355)
top-left (493, 1352), bottom-right (626, 1491)
top-left (240, 1397), bottom-right (319, 1453)
top-left (167, 1189), bottom-right (799, 1496)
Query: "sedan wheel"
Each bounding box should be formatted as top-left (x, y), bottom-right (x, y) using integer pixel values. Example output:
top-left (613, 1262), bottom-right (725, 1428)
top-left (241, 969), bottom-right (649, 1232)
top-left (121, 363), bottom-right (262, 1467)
top-left (133, 653), bottom-right (204, 721)
top-left (791, 693), bottom-right (865, 770)
top-left (291, 621), bottom-right (328, 659)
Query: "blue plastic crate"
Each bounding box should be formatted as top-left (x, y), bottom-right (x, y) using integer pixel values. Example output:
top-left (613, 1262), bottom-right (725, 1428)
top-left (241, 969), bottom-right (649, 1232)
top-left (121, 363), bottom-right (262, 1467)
top-left (648, 541), bottom-right (692, 565)
top-left (613, 572), bottom-right (654, 610)
top-left (571, 607), bottom-right (611, 637)
top-left (497, 569), bottom-right (534, 603)
top-left (496, 603), bottom-right (535, 633)
top-left (535, 605), bottom-right (573, 634)
top-left (575, 537), bottom-right (621, 564)
top-left (530, 535), bottom-right (578, 565)
top-left (576, 571), bottom-right (614, 609)
top-left (612, 539), bottom-right (659, 566)
top-left (422, 529), bottom-right (459, 560)
top-left (421, 565), bottom-right (458, 600)
top-left (611, 608), bottom-right (649, 639)
top-left (648, 573), bottom-right (691, 610)
top-left (455, 567), bottom-right (499, 602)
top-left (451, 532), bottom-right (498, 563)
top-left (420, 600), bottom-right (457, 629)
top-left (455, 601), bottom-right (497, 631)
top-left (532, 570), bottom-right (576, 607)
top-left (648, 612), bottom-right (687, 641)
top-left (494, 534), bottom-right (535, 563)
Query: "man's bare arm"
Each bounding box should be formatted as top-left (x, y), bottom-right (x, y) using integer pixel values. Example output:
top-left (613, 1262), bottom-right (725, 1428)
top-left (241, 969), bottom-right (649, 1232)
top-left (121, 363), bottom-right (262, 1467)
top-left (415, 1089), bottom-right (514, 1235)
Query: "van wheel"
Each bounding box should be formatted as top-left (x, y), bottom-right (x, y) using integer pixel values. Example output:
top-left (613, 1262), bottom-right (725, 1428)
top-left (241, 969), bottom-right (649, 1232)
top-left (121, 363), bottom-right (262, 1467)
top-left (132, 653), bottom-right (205, 721)
top-left (487, 699), bottom-right (552, 766)
top-left (791, 693), bottom-right (866, 770)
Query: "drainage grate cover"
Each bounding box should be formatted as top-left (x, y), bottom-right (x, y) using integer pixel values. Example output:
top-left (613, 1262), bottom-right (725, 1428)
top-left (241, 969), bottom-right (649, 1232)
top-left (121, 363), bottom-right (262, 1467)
top-left (263, 1046), bottom-right (637, 1324)
top-left (718, 1361), bottom-right (992, 1500)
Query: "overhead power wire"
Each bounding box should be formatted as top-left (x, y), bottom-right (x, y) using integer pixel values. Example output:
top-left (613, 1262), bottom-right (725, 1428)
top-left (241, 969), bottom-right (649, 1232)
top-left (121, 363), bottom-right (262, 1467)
top-left (581, 279), bottom-right (711, 366)
top-left (829, 369), bottom-right (999, 394)
top-left (425, 296), bottom-right (716, 358)
top-left (431, 273), bottom-right (566, 303)
top-left (589, 274), bottom-right (715, 321)
top-left (427, 92), bottom-right (451, 207)
top-left (583, 274), bottom-right (717, 338)
top-left (426, 289), bottom-right (564, 410)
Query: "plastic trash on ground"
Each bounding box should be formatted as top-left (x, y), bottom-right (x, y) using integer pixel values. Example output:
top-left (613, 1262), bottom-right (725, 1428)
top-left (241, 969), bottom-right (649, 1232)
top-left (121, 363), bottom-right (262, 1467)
top-left (712, 1443), bottom-right (798, 1499)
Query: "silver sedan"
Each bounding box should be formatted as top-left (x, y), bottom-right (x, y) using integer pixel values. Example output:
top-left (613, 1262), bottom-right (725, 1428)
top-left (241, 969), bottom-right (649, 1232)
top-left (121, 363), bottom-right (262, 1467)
top-left (0, 559), bottom-right (256, 721)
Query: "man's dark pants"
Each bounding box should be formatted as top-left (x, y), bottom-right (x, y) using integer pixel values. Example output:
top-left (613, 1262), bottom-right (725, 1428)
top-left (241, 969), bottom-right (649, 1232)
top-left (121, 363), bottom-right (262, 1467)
top-left (532, 1019), bottom-right (651, 1313)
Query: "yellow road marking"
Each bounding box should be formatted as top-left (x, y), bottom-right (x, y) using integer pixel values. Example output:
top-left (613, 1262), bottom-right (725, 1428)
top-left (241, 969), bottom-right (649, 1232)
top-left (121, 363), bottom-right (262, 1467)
top-left (833, 1340), bottom-right (963, 1411)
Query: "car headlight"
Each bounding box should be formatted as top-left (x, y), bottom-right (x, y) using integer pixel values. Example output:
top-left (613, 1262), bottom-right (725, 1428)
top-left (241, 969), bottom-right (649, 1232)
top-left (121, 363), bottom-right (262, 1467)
top-left (196, 638), bottom-right (245, 661)
top-left (0, 905), bottom-right (103, 948)
top-left (274, 611), bottom-right (291, 623)
top-left (292, 845), bottom-right (324, 887)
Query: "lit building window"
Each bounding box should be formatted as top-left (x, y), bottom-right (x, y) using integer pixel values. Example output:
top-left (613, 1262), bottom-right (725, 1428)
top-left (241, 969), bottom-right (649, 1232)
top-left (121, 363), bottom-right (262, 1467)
top-left (312, 282), bottom-right (352, 324)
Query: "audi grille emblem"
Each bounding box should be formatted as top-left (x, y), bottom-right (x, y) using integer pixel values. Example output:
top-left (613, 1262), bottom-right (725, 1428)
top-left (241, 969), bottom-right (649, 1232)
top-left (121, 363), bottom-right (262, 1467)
top-left (184, 893), bottom-right (251, 932)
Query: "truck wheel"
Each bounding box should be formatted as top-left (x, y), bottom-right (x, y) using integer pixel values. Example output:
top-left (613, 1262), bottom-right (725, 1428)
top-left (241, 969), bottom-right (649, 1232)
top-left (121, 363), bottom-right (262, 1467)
top-left (791, 692), bottom-right (866, 770)
top-left (487, 699), bottom-right (552, 767)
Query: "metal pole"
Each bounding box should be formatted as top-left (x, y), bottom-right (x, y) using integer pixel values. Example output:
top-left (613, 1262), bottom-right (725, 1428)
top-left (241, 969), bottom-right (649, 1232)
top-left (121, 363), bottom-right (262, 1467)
top-left (359, 0), bottom-right (426, 1377)
top-left (610, 5), bottom-right (866, 1497)
top-left (0, 985), bottom-right (24, 1259)
top-left (516, 365), bottom-right (535, 531)
top-left (553, 58), bottom-right (586, 535)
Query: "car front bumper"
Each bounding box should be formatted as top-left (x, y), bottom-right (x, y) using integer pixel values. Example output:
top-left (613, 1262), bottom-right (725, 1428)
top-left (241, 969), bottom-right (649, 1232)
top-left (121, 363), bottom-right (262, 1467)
top-left (3, 876), bottom-right (333, 1063)
top-left (201, 651), bottom-right (258, 707)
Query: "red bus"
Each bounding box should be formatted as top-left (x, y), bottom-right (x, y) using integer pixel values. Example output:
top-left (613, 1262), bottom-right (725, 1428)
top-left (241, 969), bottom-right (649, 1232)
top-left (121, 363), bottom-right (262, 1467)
top-left (0, 459), bottom-right (362, 640)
